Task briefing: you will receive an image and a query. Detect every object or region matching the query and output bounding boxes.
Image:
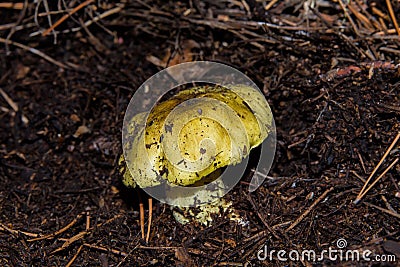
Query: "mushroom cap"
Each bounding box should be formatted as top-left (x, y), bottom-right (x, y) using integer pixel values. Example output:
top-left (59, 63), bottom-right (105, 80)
top-left (121, 85), bottom-right (273, 189)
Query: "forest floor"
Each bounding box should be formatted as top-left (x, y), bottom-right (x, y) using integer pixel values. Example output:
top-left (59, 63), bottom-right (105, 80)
top-left (0, 0), bottom-right (400, 266)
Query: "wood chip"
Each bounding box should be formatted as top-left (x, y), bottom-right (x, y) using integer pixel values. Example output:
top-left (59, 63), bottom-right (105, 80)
top-left (73, 125), bottom-right (91, 138)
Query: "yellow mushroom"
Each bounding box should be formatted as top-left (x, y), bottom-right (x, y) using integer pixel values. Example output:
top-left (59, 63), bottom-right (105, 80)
top-left (119, 84), bottom-right (273, 225)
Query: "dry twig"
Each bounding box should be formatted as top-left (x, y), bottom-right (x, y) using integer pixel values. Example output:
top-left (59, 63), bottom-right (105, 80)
top-left (0, 88), bottom-right (29, 124)
top-left (28, 215), bottom-right (83, 242)
top-left (65, 245), bottom-right (84, 267)
top-left (385, 0), bottom-right (400, 36)
top-left (287, 187), bottom-right (334, 231)
top-left (364, 202), bottom-right (400, 219)
top-left (146, 198), bottom-right (153, 243)
top-left (356, 158), bottom-right (399, 202)
top-left (42, 0), bottom-right (94, 36)
top-left (139, 201), bottom-right (145, 240)
top-left (0, 3), bottom-right (24, 9)
top-left (354, 132), bottom-right (400, 204)
top-left (82, 243), bottom-right (129, 257)
top-left (0, 37), bottom-right (75, 69)
top-left (0, 222), bottom-right (39, 237)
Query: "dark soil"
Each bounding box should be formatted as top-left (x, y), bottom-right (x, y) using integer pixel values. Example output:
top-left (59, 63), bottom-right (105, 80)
top-left (1, 0), bottom-right (399, 266)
